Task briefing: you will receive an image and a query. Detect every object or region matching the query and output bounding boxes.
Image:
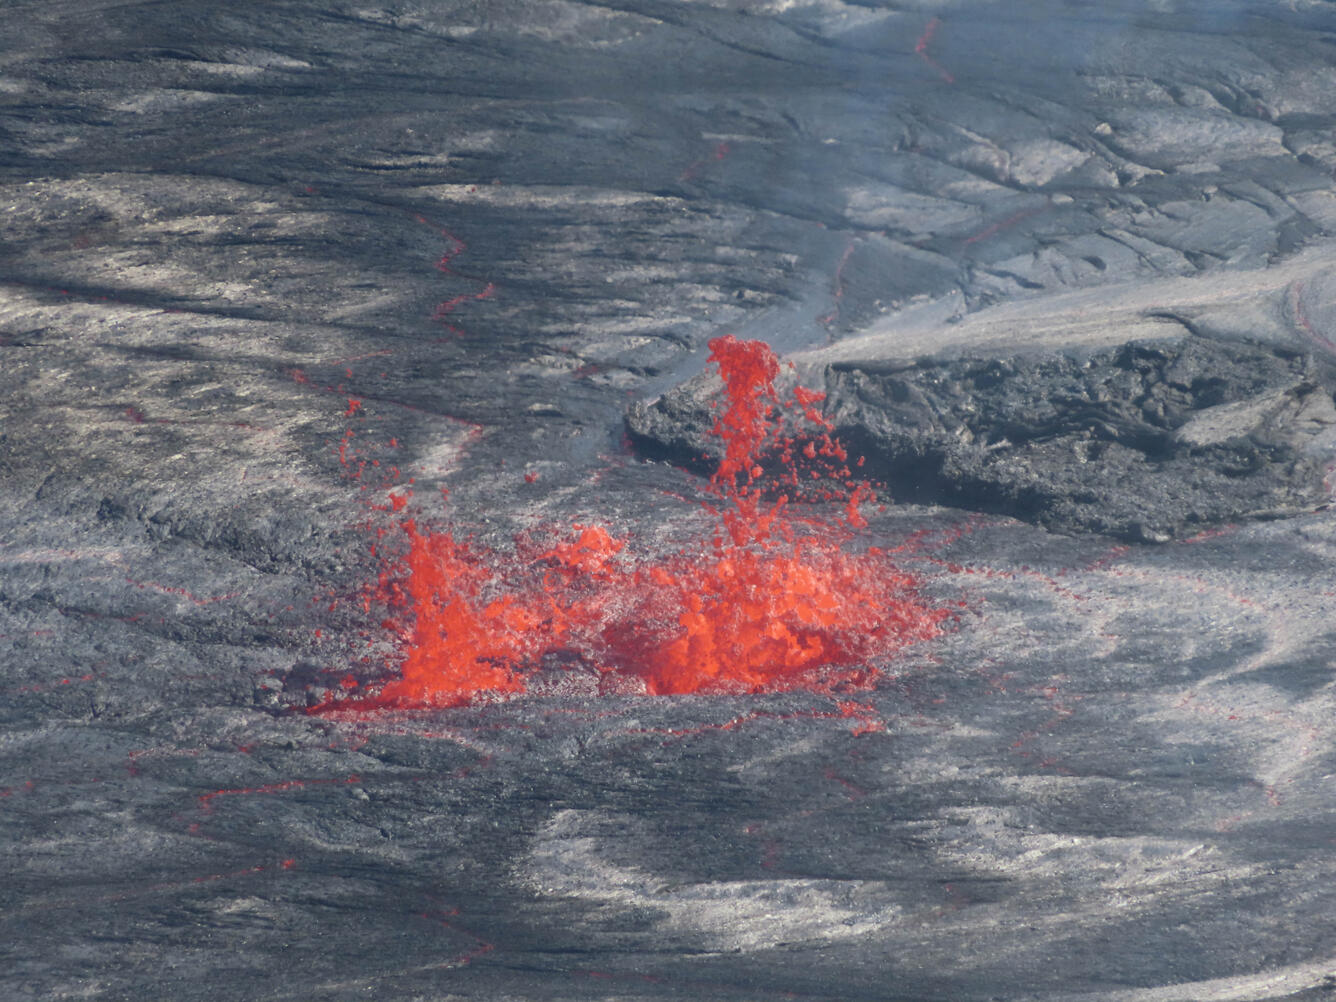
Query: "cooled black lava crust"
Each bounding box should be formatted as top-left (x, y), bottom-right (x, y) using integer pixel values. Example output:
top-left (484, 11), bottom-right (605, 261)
top-left (628, 336), bottom-right (1336, 541)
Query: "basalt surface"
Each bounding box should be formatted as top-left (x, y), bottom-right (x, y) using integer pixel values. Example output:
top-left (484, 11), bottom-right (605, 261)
top-left (628, 334), bottom-right (1336, 541)
top-left (6, 2), bottom-right (1336, 1001)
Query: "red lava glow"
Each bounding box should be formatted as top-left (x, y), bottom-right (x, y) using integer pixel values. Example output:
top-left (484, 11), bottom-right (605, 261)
top-left (914, 16), bottom-right (955, 84)
top-left (325, 336), bottom-right (950, 710)
top-left (679, 140), bottom-right (732, 182)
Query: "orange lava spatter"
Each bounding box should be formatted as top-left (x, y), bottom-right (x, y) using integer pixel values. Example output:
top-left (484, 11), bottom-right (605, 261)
top-left (332, 335), bottom-right (950, 710)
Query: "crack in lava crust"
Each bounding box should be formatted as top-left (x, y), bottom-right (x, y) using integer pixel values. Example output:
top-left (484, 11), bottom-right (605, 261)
top-left (322, 337), bottom-right (951, 710)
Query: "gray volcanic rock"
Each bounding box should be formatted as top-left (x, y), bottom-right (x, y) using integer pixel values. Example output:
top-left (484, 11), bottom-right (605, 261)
top-left (628, 335), bottom-right (1336, 541)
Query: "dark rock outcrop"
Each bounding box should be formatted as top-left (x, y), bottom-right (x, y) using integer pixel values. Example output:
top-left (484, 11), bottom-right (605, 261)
top-left (628, 336), bottom-right (1336, 541)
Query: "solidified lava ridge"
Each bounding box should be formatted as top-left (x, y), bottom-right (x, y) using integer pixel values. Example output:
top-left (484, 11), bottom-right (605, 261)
top-left (321, 336), bottom-right (952, 710)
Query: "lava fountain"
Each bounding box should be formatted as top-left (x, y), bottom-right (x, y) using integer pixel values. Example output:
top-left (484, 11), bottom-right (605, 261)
top-left (327, 336), bottom-right (951, 709)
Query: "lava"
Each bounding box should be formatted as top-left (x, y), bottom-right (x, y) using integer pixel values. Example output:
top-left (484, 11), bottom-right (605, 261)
top-left (679, 140), bottom-right (732, 182)
top-left (326, 336), bottom-right (950, 710)
top-left (914, 16), bottom-right (955, 84)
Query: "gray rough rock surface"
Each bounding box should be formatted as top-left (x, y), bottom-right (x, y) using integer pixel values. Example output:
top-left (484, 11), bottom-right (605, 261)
top-left (6, 2), bottom-right (1336, 1001)
top-left (628, 335), bottom-right (1336, 540)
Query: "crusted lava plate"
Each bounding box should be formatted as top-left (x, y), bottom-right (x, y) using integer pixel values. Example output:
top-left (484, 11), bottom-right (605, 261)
top-left (628, 334), bottom-right (1336, 542)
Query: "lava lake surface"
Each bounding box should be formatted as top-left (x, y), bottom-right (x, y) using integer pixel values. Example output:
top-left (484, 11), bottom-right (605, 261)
top-left (5, 2), bottom-right (1336, 1000)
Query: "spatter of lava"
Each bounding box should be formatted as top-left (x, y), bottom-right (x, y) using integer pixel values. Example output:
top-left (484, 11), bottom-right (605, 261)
top-left (329, 336), bottom-right (950, 708)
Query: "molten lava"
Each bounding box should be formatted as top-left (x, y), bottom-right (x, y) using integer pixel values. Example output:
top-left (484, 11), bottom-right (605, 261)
top-left (336, 336), bottom-right (949, 709)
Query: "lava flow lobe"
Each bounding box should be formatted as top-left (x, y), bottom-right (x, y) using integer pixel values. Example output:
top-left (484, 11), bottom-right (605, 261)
top-left (331, 336), bottom-right (950, 709)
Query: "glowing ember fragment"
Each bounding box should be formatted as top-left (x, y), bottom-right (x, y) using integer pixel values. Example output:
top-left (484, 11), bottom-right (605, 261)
top-left (325, 336), bottom-right (950, 710)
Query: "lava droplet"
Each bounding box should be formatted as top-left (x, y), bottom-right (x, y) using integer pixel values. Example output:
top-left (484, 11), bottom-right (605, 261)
top-left (323, 336), bottom-right (950, 710)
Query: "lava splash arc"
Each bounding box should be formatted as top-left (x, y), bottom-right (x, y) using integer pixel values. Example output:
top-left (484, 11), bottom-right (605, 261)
top-left (330, 336), bottom-right (951, 709)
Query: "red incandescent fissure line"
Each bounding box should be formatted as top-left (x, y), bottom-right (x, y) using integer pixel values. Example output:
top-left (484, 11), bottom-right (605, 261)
top-left (915, 16), bottom-right (955, 84)
top-left (413, 213), bottom-right (496, 336)
top-left (318, 336), bottom-right (952, 711)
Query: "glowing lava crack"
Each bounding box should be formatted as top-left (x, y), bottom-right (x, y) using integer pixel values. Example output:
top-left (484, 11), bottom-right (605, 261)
top-left (324, 337), bottom-right (951, 709)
